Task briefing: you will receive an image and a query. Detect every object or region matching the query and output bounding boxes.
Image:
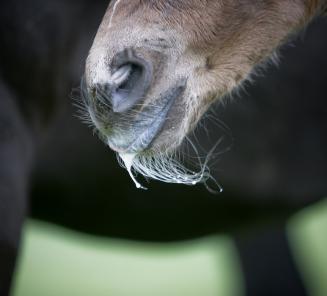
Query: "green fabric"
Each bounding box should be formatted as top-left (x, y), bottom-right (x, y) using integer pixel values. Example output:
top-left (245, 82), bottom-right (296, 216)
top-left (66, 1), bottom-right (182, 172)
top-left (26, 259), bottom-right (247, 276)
top-left (288, 198), bottom-right (327, 296)
top-left (13, 221), bottom-right (243, 296)
top-left (12, 198), bottom-right (327, 296)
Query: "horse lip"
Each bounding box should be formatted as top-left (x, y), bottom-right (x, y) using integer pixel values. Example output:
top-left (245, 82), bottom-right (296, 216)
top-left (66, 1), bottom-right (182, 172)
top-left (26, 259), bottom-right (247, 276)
top-left (108, 95), bottom-right (174, 153)
top-left (108, 82), bottom-right (186, 153)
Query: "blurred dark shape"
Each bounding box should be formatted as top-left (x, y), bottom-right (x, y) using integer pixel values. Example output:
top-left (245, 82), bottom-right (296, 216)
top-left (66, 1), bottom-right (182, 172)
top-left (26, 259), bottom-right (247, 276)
top-left (0, 1), bottom-right (326, 295)
top-left (235, 225), bottom-right (308, 296)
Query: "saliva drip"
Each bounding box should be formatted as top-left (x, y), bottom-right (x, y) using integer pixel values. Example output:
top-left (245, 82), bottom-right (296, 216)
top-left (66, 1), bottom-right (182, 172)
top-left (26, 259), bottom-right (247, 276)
top-left (119, 153), bottom-right (147, 190)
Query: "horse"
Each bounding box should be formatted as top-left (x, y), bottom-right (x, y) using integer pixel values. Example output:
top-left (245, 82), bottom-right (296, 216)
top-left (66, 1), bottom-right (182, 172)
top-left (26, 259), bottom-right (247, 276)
top-left (83, 0), bottom-right (327, 188)
top-left (0, 1), bottom-right (326, 295)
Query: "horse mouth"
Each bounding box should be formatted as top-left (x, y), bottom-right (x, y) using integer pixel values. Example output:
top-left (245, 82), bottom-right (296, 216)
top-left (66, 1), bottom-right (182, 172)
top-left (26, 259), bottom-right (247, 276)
top-left (107, 98), bottom-right (172, 153)
top-left (107, 82), bottom-right (186, 154)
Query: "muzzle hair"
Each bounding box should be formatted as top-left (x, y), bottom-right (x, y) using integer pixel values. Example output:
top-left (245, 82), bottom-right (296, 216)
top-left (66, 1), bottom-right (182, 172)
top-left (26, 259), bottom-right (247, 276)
top-left (117, 140), bottom-right (223, 192)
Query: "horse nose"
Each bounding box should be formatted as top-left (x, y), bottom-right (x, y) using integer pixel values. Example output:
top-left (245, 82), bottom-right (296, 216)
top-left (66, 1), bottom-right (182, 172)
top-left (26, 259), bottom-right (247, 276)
top-left (96, 49), bottom-right (153, 113)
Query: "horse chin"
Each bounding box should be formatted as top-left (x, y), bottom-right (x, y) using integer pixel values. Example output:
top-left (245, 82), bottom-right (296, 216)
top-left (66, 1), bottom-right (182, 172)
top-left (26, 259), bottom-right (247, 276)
top-left (110, 106), bottom-right (209, 190)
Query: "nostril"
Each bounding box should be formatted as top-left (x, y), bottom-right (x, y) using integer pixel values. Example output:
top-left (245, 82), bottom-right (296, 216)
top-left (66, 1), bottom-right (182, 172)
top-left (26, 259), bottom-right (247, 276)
top-left (111, 64), bottom-right (132, 86)
top-left (115, 63), bottom-right (143, 94)
top-left (110, 50), bottom-right (153, 113)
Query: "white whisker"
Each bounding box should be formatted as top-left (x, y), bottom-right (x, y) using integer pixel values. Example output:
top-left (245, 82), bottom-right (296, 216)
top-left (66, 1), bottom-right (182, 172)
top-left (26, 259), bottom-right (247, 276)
top-left (109, 0), bottom-right (123, 29)
top-left (117, 147), bottom-right (221, 191)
